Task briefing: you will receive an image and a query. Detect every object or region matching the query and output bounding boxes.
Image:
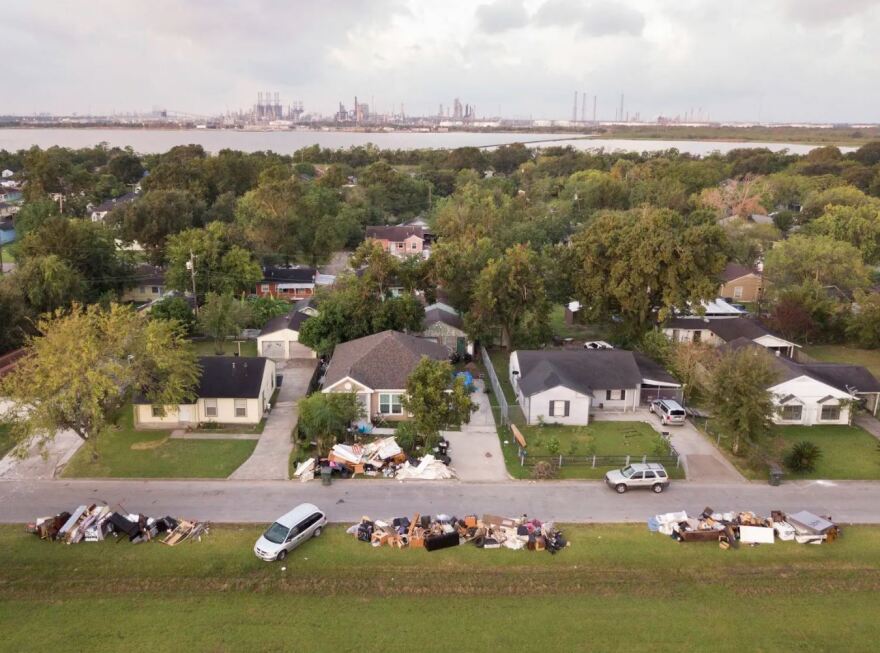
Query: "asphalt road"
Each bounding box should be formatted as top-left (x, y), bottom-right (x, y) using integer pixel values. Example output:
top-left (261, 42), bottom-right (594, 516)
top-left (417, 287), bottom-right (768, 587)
top-left (2, 479), bottom-right (878, 524)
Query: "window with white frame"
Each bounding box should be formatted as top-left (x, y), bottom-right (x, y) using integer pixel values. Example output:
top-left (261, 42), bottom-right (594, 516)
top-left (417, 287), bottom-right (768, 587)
top-left (820, 405), bottom-right (841, 421)
top-left (780, 405), bottom-right (802, 421)
top-left (379, 393), bottom-right (403, 415)
top-left (549, 400), bottom-right (569, 417)
top-left (261, 284), bottom-right (270, 292)
top-left (204, 398), bottom-right (217, 418)
top-left (733, 286), bottom-right (743, 299)
top-left (606, 389), bottom-right (626, 401)
top-left (234, 398), bottom-right (247, 418)
top-left (151, 405), bottom-right (162, 418)
top-left (151, 286), bottom-right (161, 294)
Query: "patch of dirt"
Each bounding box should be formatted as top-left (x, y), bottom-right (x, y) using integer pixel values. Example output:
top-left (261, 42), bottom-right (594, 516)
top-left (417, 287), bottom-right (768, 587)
top-left (130, 437), bottom-right (169, 451)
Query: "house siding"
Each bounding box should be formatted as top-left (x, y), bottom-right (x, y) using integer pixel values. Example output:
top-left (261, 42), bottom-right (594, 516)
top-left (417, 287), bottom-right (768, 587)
top-left (719, 274), bottom-right (763, 303)
top-left (523, 387), bottom-right (592, 426)
top-left (590, 388), bottom-right (640, 413)
top-left (770, 376), bottom-right (853, 426)
top-left (257, 328), bottom-right (316, 359)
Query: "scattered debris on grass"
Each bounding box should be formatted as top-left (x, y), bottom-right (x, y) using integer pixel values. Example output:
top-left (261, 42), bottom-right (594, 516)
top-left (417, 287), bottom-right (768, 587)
top-left (26, 503), bottom-right (208, 545)
top-left (348, 512), bottom-right (568, 553)
top-left (297, 436), bottom-right (455, 481)
top-left (648, 507), bottom-right (839, 548)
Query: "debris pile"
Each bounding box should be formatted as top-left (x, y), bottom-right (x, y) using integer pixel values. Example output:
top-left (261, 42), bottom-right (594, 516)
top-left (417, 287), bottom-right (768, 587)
top-left (348, 512), bottom-right (568, 554)
top-left (26, 503), bottom-right (208, 546)
top-left (649, 507), bottom-right (839, 549)
top-left (294, 436), bottom-right (455, 481)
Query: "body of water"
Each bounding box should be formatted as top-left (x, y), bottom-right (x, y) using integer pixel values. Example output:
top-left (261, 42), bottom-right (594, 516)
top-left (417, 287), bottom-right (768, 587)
top-left (0, 128), bottom-right (843, 156)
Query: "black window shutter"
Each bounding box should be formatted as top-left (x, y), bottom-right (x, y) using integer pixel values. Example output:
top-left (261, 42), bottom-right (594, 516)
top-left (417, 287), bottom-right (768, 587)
top-left (564, 401), bottom-right (570, 417)
top-left (606, 390), bottom-right (612, 400)
top-left (549, 401), bottom-right (555, 417)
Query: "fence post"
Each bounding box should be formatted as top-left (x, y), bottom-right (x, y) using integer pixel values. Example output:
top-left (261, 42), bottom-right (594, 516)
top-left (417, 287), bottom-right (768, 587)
top-left (592, 455), bottom-right (596, 468)
top-left (519, 451), bottom-right (524, 467)
top-left (642, 454), bottom-right (646, 463)
top-left (676, 455), bottom-right (681, 469)
top-left (625, 455), bottom-right (630, 466)
top-left (559, 454), bottom-right (563, 468)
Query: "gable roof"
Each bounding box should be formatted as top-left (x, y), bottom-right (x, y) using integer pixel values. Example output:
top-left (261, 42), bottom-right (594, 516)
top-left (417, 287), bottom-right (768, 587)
top-left (261, 266), bottom-right (317, 284)
top-left (131, 264), bottom-right (165, 286)
top-left (721, 262), bottom-right (759, 283)
top-left (195, 356), bottom-right (269, 398)
top-left (259, 307), bottom-right (313, 336)
top-left (366, 225), bottom-right (425, 241)
top-left (93, 191), bottom-right (138, 214)
top-left (323, 330), bottom-right (448, 390)
top-left (514, 349), bottom-right (678, 397)
top-left (424, 307), bottom-right (464, 331)
top-left (665, 316), bottom-right (789, 343)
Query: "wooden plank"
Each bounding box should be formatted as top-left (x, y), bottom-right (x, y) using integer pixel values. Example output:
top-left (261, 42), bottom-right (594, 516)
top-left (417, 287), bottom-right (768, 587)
top-left (511, 424), bottom-right (527, 449)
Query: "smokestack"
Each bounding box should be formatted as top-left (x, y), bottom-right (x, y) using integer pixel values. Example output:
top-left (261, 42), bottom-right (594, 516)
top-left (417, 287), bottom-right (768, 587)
top-left (572, 91), bottom-right (578, 122)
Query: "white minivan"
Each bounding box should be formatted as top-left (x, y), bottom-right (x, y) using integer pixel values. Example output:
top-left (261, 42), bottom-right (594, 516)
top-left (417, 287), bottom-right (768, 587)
top-left (254, 503), bottom-right (327, 562)
top-left (649, 399), bottom-right (686, 426)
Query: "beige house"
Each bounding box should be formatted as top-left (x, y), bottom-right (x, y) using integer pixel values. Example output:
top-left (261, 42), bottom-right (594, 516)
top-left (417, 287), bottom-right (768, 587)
top-left (121, 265), bottom-right (166, 303)
top-left (719, 262), bottom-right (763, 303)
top-left (365, 225), bottom-right (426, 258)
top-left (663, 316), bottom-right (799, 358)
top-left (134, 356), bottom-right (276, 428)
top-left (257, 299), bottom-right (318, 359)
top-left (321, 330), bottom-right (448, 422)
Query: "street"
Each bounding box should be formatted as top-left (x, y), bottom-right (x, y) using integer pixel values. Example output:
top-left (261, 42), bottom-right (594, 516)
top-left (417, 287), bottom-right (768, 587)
top-left (2, 478), bottom-right (878, 524)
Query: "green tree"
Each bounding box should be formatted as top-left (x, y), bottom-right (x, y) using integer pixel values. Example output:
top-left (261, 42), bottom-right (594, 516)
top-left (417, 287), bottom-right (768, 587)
top-left (16, 255), bottom-right (86, 314)
top-left (846, 291), bottom-right (880, 348)
top-left (12, 199), bottom-right (59, 237)
top-left (709, 348), bottom-right (778, 455)
top-left (165, 222), bottom-right (262, 296)
top-left (764, 234), bottom-right (870, 293)
top-left (0, 303), bottom-right (199, 452)
top-left (0, 278), bottom-right (29, 354)
top-left (403, 358), bottom-right (475, 446)
top-left (247, 295), bottom-right (291, 329)
top-left (297, 392), bottom-right (365, 456)
top-left (809, 204), bottom-right (880, 264)
top-left (197, 292), bottom-right (252, 354)
top-left (150, 295), bottom-right (195, 335)
top-left (467, 244), bottom-right (551, 349)
top-left (570, 208), bottom-right (727, 336)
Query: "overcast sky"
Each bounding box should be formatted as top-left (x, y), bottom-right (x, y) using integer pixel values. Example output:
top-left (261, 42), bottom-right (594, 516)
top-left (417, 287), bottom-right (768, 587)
top-left (1, 0), bottom-right (878, 122)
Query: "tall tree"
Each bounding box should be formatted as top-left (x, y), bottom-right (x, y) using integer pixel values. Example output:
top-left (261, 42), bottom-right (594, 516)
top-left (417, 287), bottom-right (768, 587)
top-left (570, 208), bottom-right (727, 336)
top-left (0, 304), bottom-right (199, 452)
top-left (764, 234), bottom-right (870, 293)
top-left (16, 255), bottom-right (86, 314)
top-left (403, 358), bottom-right (475, 446)
top-left (808, 204), bottom-right (880, 264)
top-left (197, 292), bottom-right (252, 354)
top-left (709, 347), bottom-right (778, 455)
top-left (467, 244), bottom-right (551, 349)
top-left (297, 392), bottom-right (365, 456)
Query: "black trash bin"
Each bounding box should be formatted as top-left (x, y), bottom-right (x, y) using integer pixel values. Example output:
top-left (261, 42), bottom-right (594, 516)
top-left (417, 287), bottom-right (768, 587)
top-left (321, 466), bottom-right (332, 486)
top-left (768, 464), bottom-right (784, 486)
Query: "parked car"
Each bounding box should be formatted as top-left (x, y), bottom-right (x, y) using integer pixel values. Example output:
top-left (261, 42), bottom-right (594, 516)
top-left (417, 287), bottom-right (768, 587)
top-left (605, 463), bottom-right (670, 494)
top-left (649, 399), bottom-right (686, 426)
top-left (253, 503), bottom-right (327, 562)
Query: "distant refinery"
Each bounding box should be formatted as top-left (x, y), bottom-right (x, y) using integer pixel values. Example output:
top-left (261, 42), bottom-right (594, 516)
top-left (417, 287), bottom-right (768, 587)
top-left (0, 89), bottom-right (873, 131)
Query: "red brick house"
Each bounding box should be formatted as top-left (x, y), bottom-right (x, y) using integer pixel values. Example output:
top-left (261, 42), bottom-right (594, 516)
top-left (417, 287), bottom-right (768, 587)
top-left (256, 267), bottom-right (317, 300)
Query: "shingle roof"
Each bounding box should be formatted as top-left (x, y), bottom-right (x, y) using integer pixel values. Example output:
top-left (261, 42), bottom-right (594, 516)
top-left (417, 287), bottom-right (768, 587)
top-left (323, 330), bottom-right (448, 390)
top-left (366, 225), bottom-right (425, 241)
top-left (259, 308), bottom-right (312, 336)
top-left (261, 266), bottom-right (316, 284)
top-left (131, 264), bottom-right (165, 286)
top-left (93, 191), bottom-right (138, 213)
top-left (195, 356), bottom-right (268, 398)
top-left (424, 307), bottom-right (464, 331)
top-left (514, 349), bottom-right (678, 397)
top-left (720, 262), bottom-right (758, 283)
top-left (664, 317), bottom-right (783, 343)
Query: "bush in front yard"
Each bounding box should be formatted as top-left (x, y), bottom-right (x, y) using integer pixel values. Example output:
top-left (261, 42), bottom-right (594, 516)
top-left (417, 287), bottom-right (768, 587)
top-left (784, 441), bottom-right (823, 473)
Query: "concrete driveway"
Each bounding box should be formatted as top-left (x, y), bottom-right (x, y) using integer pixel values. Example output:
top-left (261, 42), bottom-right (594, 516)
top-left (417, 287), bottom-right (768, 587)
top-left (227, 360), bottom-right (316, 481)
top-left (444, 380), bottom-right (508, 481)
top-left (592, 408), bottom-right (746, 483)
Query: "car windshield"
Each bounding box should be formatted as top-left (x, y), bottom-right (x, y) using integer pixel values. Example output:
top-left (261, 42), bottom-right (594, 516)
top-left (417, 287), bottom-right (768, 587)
top-left (620, 466), bottom-right (635, 478)
top-left (263, 522), bottom-right (289, 544)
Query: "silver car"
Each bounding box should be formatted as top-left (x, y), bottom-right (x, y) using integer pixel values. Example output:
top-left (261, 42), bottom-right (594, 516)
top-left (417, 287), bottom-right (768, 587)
top-left (253, 503), bottom-right (327, 562)
top-left (605, 463), bottom-right (670, 494)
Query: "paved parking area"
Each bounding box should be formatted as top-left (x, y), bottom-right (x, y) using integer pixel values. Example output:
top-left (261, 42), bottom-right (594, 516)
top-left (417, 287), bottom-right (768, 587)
top-left (444, 380), bottom-right (508, 481)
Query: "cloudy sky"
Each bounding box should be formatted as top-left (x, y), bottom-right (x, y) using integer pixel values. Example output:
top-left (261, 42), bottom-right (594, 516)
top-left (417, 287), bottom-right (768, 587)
top-left (1, 0), bottom-right (877, 122)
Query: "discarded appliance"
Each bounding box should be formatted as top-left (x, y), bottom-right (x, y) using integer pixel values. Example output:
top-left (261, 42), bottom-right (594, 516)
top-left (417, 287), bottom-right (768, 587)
top-left (298, 436), bottom-right (456, 481)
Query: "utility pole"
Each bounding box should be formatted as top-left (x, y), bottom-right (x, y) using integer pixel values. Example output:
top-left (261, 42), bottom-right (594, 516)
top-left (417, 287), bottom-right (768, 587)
top-left (187, 250), bottom-right (199, 315)
top-left (0, 243), bottom-right (4, 276)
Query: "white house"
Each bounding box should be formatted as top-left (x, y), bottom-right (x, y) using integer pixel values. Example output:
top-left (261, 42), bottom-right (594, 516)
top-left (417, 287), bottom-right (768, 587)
top-left (664, 316), bottom-right (799, 358)
top-left (89, 191), bottom-right (138, 222)
top-left (509, 349), bottom-right (681, 426)
top-left (257, 299), bottom-right (318, 360)
top-left (134, 356), bottom-right (276, 428)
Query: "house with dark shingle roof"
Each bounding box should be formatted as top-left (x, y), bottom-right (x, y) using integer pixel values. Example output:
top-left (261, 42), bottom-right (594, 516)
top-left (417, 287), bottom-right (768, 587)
top-left (718, 262), bottom-right (764, 303)
top-left (90, 191), bottom-right (139, 222)
top-left (509, 349), bottom-right (680, 425)
top-left (663, 316), bottom-right (799, 358)
top-left (322, 330), bottom-right (449, 422)
top-left (724, 340), bottom-right (880, 424)
top-left (256, 299), bottom-right (318, 360)
top-left (256, 266), bottom-right (317, 300)
top-left (133, 356), bottom-right (276, 427)
top-left (420, 302), bottom-right (472, 356)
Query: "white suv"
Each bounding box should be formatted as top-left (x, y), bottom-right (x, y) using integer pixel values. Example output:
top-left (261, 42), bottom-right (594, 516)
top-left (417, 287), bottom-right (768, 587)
top-left (605, 463), bottom-right (670, 494)
top-left (649, 399), bottom-right (686, 426)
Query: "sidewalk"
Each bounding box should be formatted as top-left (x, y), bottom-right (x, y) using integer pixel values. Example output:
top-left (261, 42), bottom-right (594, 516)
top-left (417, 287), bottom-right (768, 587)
top-left (855, 414), bottom-right (880, 441)
top-left (0, 429), bottom-right (85, 480)
top-left (227, 360), bottom-right (316, 481)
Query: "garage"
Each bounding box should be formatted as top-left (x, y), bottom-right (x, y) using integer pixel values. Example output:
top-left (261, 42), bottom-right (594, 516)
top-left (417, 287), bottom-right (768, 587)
top-left (288, 342), bottom-right (315, 359)
top-left (261, 341), bottom-right (285, 358)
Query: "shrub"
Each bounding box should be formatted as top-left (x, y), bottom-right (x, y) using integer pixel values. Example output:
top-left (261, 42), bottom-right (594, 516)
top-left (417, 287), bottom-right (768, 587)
top-left (546, 436), bottom-right (561, 455)
top-left (784, 440), bottom-right (823, 473)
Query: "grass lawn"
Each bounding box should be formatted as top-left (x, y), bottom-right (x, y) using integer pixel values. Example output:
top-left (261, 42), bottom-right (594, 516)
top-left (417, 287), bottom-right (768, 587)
top-left (548, 304), bottom-right (609, 341)
top-left (1, 523), bottom-right (879, 651)
top-left (804, 344), bottom-right (880, 380)
top-left (500, 421), bottom-right (684, 480)
top-left (0, 423), bottom-right (15, 459)
top-left (190, 339), bottom-right (258, 357)
top-left (61, 409), bottom-right (256, 479)
top-left (0, 243), bottom-right (15, 264)
top-left (694, 418), bottom-right (880, 480)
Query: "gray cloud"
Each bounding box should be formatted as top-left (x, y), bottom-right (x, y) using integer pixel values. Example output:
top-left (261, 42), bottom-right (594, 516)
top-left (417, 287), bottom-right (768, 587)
top-left (534, 0), bottom-right (645, 36)
top-left (475, 0), bottom-right (529, 33)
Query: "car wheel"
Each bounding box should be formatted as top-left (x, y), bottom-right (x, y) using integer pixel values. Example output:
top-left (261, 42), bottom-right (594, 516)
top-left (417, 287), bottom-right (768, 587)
top-left (276, 549), bottom-right (288, 561)
top-left (615, 484), bottom-right (627, 494)
top-left (653, 483), bottom-right (664, 494)
top-left (313, 527), bottom-right (322, 538)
